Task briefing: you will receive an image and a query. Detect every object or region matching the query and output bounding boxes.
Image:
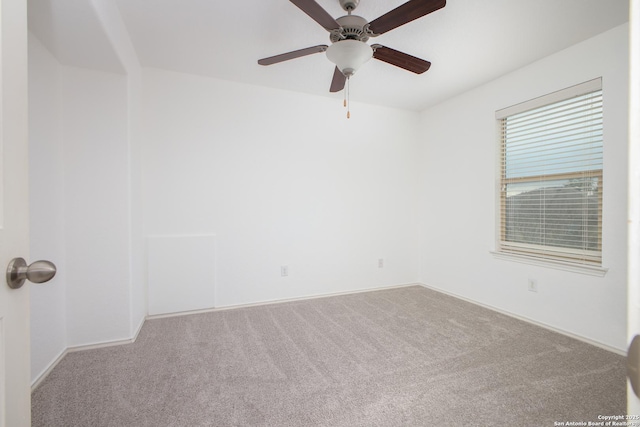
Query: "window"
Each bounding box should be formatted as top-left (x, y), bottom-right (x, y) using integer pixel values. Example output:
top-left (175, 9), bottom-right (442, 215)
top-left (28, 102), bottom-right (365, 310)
top-left (495, 79), bottom-right (604, 272)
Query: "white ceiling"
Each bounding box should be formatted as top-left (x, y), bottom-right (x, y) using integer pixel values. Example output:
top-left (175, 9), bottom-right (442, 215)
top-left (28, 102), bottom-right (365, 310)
top-left (29, 0), bottom-right (629, 111)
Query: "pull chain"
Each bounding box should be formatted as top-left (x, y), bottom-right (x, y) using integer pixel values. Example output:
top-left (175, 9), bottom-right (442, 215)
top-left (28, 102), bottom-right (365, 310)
top-left (346, 77), bottom-right (351, 119)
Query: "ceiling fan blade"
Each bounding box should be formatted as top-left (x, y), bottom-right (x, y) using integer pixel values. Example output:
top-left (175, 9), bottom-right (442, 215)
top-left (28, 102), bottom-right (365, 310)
top-left (290, 0), bottom-right (341, 31)
top-left (368, 0), bottom-right (446, 35)
top-left (373, 45), bottom-right (431, 74)
top-left (329, 67), bottom-right (346, 92)
top-left (258, 45), bottom-right (328, 66)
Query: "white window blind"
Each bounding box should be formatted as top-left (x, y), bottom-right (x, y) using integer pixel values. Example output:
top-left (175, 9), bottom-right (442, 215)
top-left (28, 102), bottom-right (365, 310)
top-left (496, 79), bottom-right (603, 267)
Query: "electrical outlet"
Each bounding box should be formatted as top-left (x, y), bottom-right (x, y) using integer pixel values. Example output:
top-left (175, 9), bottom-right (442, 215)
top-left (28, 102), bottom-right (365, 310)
top-left (528, 279), bottom-right (538, 293)
top-left (378, 258), bottom-right (384, 268)
top-left (281, 265), bottom-right (289, 277)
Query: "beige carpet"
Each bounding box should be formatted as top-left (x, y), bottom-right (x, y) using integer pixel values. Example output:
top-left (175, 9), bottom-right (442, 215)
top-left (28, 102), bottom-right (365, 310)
top-left (32, 285), bottom-right (626, 426)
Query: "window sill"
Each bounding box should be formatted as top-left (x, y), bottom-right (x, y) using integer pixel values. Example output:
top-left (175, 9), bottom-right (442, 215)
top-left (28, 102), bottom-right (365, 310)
top-left (490, 251), bottom-right (608, 277)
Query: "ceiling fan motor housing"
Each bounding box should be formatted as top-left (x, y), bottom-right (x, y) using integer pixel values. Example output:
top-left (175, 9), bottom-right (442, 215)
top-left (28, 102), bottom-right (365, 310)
top-left (330, 15), bottom-right (370, 43)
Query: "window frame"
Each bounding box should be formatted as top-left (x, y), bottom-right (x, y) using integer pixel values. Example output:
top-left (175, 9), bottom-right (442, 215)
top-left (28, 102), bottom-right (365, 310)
top-left (492, 79), bottom-right (608, 276)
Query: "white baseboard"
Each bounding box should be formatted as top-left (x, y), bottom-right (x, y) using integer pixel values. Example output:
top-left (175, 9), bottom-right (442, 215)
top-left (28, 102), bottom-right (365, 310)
top-left (417, 282), bottom-right (626, 356)
top-left (31, 283), bottom-right (420, 389)
top-left (31, 316), bottom-right (147, 391)
top-left (31, 348), bottom-right (68, 391)
top-left (37, 282), bottom-right (618, 390)
top-left (146, 282), bottom-right (420, 320)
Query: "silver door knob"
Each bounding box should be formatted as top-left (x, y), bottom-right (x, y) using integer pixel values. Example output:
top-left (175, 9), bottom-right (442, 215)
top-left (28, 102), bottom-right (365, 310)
top-left (6, 257), bottom-right (56, 289)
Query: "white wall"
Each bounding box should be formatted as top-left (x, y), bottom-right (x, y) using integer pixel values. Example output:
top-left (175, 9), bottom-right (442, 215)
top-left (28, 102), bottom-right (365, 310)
top-left (29, 33), bottom-right (67, 382)
top-left (417, 24), bottom-right (630, 351)
top-left (128, 68), bottom-right (146, 339)
top-left (61, 66), bottom-right (132, 346)
top-left (29, 0), bottom-right (144, 383)
top-left (90, 0), bottom-right (146, 340)
top-left (29, 53), bottom-right (137, 377)
top-left (142, 68), bottom-right (421, 308)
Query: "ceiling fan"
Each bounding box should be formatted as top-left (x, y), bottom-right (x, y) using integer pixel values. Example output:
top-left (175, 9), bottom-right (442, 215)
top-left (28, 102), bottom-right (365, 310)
top-left (258, 0), bottom-right (446, 94)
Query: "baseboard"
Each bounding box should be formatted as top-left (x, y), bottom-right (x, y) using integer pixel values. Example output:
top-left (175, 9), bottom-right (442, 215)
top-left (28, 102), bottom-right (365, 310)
top-left (132, 316), bottom-right (145, 343)
top-left (31, 280), bottom-right (622, 391)
top-left (417, 282), bottom-right (626, 356)
top-left (31, 283), bottom-right (419, 390)
top-left (31, 316), bottom-right (147, 391)
top-left (147, 282), bottom-right (421, 320)
top-left (67, 320), bottom-right (145, 353)
top-left (31, 348), bottom-right (68, 391)
top-left (32, 281), bottom-right (623, 391)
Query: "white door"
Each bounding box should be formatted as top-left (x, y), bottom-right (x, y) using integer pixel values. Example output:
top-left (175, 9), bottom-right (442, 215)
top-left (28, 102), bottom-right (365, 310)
top-left (629, 0), bottom-right (640, 415)
top-left (0, 0), bottom-right (31, 425)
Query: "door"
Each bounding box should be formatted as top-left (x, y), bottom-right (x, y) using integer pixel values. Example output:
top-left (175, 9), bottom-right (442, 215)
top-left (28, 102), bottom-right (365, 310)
top-left (630, 0), bottom-right (640, 416)
top-left (0, 0), bottom-right (31, 425)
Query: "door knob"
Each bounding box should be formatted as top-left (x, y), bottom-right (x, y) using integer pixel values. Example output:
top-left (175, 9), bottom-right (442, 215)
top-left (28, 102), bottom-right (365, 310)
top-left (6, 257), bottom-right (56, 289)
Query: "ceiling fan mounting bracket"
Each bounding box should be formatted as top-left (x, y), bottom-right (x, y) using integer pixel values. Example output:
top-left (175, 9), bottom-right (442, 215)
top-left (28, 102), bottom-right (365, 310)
top-left (362, 24), bottom-right (377, 38)
top-left (339, 0), bottom-right (359, 12)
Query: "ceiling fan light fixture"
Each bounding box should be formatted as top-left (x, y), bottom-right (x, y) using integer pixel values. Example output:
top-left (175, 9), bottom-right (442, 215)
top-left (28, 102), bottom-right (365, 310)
top-left (326, 40), bottom-right (373, 77)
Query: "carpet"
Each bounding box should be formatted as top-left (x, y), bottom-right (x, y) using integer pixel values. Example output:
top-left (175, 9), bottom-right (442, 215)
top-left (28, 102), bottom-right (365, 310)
top-left (32, 285), bottom-right (626, 426)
